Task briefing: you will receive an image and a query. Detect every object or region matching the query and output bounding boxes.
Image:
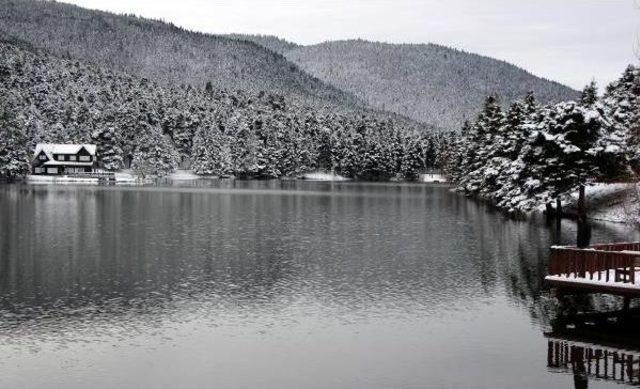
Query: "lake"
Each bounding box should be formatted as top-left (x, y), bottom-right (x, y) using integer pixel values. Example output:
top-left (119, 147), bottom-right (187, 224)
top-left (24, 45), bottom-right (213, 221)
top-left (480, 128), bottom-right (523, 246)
top-left (0, 181), bottom-right (638, 389)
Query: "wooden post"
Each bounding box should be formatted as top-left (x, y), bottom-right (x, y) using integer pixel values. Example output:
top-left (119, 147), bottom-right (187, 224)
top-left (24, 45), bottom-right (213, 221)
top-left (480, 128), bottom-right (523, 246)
top-left (578, 185), bottom-right (586, 221)
top-left (572, 346), bottom-right (588, 389)
top-left (556, 198), bottom-right (563, 218)
top-left (577, 184), bottom-right (591, 248)
top-left (546, 202), bottom-right (554, 225)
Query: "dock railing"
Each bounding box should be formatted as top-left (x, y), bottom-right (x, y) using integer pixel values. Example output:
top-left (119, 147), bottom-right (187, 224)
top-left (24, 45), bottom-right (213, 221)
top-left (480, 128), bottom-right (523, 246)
top-left (548, 244), bottom-right (640, 285)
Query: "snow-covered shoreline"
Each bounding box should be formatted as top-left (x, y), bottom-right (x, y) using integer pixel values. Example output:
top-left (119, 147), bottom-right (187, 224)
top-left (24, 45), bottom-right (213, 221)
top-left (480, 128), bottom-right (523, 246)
top-left (530, 182), bottom-right (638, 225)
top-left (418, 173), bottom-right (447, 183)
top-left (26, 175), bottom-right (99, 185)
top-left (565, 183), bottom-right (638, 224)
top-left (300, 172), bottom-right (350, 182)
top-left (167, 170), bottom-right (201, 181)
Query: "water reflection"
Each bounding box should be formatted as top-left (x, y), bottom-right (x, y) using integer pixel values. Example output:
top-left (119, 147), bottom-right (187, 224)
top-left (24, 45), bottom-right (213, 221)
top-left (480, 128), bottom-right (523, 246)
top-left (1, 181), bottom-right (639, 388)
top-left (547, 309), bottom-right (640, 388)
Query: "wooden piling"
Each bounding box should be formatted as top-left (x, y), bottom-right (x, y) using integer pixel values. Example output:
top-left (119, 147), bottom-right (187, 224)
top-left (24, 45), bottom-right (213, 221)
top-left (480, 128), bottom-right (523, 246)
top-left (577, 185), bottom-right (591, 248)
top-left (577, 185), bottom-right (586, 222)
top-left (556, 198), bottom-right (563, 218)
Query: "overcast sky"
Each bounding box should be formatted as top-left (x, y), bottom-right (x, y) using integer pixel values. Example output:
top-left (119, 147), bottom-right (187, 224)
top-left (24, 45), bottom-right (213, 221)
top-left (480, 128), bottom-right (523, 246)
top-left (63, 0), bottom-right (639, 90)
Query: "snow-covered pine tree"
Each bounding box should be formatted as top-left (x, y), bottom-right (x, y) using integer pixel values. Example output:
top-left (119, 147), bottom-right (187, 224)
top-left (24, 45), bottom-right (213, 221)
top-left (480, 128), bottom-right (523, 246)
top-left (580, 80), bottom-right (598, 107)
top-left (131, 128), bottom-right (178, 177)
top-left (191, 123), bottom-right (233, 176)
top-left (602, 65), bottom-right (640, 173)
top-left (0, 93), bottom-right (30, 180)
top-left (523, 91), bottom-right (538, 115)
top-left (253, 113), bottom-right (282, 178)
top-left (91, 127), bottom-right (124, 171)
top-left (459, 94), bottom-right (505, 194)
top-left (520, 102), bottom-right (602, 204)
top-left (400, 133), bottom-right (427, 180)
top-left (229, 115), bottom-right (260, 178)
top-left (314, 125), bottom-right (333, 172)
top-left (492, 94), bottom-right (540, 212)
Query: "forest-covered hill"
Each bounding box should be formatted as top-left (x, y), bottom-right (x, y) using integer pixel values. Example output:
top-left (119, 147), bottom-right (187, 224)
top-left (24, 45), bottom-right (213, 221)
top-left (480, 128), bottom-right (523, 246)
top-left (233, 37), bottom-right (579, 129)
top-left (0, 40), bottom-right (448, 180)
top-left (0, 0), bottom-right (361, 109)
top-left (1, 1), bottom-right (580, 131)
top-left (224, 34), bottom-right (300, 56)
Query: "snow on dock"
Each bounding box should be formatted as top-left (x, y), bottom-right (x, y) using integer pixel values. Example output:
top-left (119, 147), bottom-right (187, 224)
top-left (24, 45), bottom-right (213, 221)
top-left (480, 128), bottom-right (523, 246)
top-left (546, 243), bottom-right (640, 296)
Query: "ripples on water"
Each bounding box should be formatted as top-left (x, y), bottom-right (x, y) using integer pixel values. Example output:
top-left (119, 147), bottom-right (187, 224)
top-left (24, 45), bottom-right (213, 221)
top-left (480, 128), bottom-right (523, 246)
top-left (0, 181), bottom-right (638, 388)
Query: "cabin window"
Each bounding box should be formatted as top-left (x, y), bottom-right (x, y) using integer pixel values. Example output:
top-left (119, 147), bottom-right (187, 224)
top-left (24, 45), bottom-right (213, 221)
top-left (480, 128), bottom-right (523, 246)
top-left (39, 154), bottom-right (47, 160)
top-left (79, 156), bottom-right (91, 162)
top-left (47, 167), bottom-right (58, 174)
top-left (34, 167), bottom-right (43, 174)
top-left (57, 155), bottom-right (65, 161)
top-left (69, 155), bottom-right (77, 161)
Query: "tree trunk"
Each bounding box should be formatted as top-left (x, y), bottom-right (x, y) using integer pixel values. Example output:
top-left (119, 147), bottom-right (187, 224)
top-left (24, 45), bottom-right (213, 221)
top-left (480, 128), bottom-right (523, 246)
top-left (576, 185), bottom-right (591, 248)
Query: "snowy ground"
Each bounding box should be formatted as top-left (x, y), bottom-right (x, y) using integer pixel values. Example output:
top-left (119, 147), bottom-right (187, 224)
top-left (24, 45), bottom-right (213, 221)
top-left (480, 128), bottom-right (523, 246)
top-left (26, 175), bottom-right (99, 185)
top-left (578, 183), bottom-right (635, 223)
top-left (168, 170), bottom-right (200, 180)
top-left (562, 183), bottom-right (638, 224)
top-left (301, 172), bottom-right (350, 181)
top-left (113, 172), bottom-right (138, 184)
top-left (418, 173), bottom-right (447, 183)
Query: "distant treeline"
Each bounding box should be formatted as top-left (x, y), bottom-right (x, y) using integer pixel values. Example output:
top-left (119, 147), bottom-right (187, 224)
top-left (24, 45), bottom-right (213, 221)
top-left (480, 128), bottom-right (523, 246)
top-left (0, 41), bottom-right (449, 181)
top-left (444, 66), bottom-right (640, 213)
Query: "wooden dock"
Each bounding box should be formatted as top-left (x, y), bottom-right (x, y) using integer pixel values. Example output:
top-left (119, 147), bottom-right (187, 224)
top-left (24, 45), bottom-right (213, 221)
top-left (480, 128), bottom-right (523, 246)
top-left (546, 243), bottom-right (640, 297)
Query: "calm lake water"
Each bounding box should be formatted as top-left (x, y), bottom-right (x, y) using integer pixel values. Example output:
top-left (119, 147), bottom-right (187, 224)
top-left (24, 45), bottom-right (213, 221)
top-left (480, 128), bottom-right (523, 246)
top-left (1, 181), bottom-right (639, 389)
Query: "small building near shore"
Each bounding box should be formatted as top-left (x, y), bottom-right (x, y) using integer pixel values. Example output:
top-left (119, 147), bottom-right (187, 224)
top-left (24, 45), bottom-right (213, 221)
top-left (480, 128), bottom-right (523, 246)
top-left (31, 143), bottom-right (97, 175)
top-left (418, 171), bottom-right (447, 183)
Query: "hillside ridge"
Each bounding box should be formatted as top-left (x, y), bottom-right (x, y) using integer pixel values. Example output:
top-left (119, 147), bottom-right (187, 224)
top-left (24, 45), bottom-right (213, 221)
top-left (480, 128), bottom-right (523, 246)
top-left (0, 0), bottom-right (362, 109)
top-left (232, 35), bottom-right (579, 128)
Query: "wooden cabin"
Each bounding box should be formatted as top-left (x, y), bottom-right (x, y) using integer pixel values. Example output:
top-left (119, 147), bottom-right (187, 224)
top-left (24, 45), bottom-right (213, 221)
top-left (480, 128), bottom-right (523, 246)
top-left (31, 144), bottom-right (97, 175)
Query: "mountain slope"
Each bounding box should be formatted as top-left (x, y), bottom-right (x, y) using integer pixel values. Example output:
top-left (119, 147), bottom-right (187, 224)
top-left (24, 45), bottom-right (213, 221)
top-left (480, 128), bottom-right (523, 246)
top-left (0, 0), bottom-right (361, 108)
top-left (234, 37), bottom-right (578, 129)
top-left (224, 34), bottom-right (300, 56)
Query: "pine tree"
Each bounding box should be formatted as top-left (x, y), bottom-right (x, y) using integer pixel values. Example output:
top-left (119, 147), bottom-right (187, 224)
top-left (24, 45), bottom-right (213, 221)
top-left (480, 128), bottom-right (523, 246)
top-left (0, 93), bottom-right (30, 180)
top-left (580, 80), bottom-right (598, 107)
top-left (523, 91), bottom-right (538, 115)
top-left (459, 94), bottom-right (505, 194)
top-left (91, 127), bottom-right (124, 171)
top-left (191, 124), bottom-right (232, 176)
top-left (400, 133), bottom-right (426, 180)
top-left (131, 128), bottom-right (178, 177)
top-left (603, 65), bottom-right (640, 173)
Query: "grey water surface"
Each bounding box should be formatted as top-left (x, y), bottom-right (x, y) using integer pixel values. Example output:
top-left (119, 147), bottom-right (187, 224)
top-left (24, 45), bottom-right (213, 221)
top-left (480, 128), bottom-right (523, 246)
top-left (0, 181), bottom-right (638, 389)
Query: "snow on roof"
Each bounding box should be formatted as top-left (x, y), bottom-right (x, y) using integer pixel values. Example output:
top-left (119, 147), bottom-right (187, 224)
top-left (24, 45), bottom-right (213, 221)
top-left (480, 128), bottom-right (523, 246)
top-left (34, 144), bottom-right (97, 159)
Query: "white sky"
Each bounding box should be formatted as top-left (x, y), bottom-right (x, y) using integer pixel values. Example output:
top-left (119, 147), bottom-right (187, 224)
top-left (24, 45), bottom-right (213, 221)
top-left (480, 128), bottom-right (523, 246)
top-left (62, 0), bottom-right (640, 90)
